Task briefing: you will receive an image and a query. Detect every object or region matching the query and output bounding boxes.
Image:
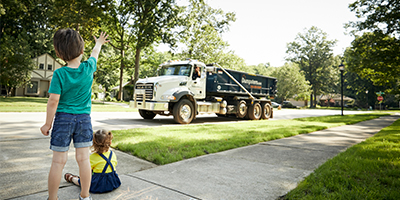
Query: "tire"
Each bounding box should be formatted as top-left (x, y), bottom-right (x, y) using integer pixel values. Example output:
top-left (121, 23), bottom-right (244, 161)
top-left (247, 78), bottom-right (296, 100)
top-left (236, 100), bottom-right (247, 118)
top-left (248, 102), bottom-right (262, 120)
top-left (139, 109), bottom-right (156, 119)
top-left (173, 99), bottom-right (195, 124)
top-left (261, 103), bottom-right (271, 119)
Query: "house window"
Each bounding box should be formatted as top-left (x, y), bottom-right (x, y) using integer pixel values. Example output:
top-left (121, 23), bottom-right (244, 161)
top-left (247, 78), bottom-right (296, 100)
top-left (39, 63), bottom-right (44, 70)
top-left (48, 64), bottom-right (52, 70)
top-left (27, 81), bottom-right (38, 94)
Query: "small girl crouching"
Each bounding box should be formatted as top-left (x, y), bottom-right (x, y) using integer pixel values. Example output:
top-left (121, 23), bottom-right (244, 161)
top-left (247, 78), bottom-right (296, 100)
top-left (65, 129), bottom-right (121, 193)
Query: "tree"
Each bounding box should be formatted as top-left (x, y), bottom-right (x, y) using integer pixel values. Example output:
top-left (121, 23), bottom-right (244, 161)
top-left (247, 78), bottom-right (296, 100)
top-left (346, 0), bottom-right (400, 91)
top-left (345, 32), bottom-right (400, 88)
top-left (348, 0), bottom-right (400, 36)
top-left (51, 0), bottom-right (111, 41)
top-left (139, 51), bottom-right (176, 78)
top-left (200, 50), bottom-right (247, 71)
top-left (242, 63), bottom-right (271, 77)
top-left (0, 0), bottom-right (44, 95)
top-left (344, 32), bottom-right (400, 107)
top-left (177, 0), bottom-right (236, 64)
top-left (0, 33), bottom-right (35, 96)
top-left (128, 0), bottom-right (182, 96)
top-left (18, 0), bottom-right (54, 58)
top-left (342, 69), bottom-right (388, 108)
top-left (94, 45), bottom-right (120, 94)
top-left (286, 26), bottom-right (337, 108)
top-left (103, 0), bottom-right (136, 100)
top-left (270, 63), bottom-right (310, 102)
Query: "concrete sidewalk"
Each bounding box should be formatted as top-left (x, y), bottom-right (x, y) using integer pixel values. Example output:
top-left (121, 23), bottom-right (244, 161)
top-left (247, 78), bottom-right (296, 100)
top-left (7, 115), bottom-right (399, 200)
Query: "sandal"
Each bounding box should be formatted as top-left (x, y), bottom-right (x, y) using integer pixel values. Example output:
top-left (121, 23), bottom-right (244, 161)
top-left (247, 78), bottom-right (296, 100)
top-left (64, 173), bottom-right (79, 183)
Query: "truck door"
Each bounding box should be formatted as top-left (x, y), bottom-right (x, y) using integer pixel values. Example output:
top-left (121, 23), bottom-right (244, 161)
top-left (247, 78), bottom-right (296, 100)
top-left (189, 65), bottom-right (206, 99)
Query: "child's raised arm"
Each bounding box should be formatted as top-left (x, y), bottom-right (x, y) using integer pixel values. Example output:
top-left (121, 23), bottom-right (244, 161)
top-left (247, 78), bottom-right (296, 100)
top-left (90, 32), bottom-right (110, 61)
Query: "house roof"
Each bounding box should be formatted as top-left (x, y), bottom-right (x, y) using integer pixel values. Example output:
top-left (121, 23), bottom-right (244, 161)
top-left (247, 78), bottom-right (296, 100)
top-left (319, 94), bottom-right (354, 101)
top-left (111, 81), bottom-right (132, 90)
top-left (34, 53), bottom-right (64, 66)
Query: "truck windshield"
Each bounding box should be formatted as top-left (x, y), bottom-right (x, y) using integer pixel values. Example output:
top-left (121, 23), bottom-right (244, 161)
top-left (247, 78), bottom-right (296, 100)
top-left (158, 64), bottom-right (192, 76)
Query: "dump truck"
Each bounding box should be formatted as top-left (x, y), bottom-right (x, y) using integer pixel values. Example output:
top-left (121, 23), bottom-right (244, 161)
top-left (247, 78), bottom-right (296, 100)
top-left (130, 59), bottom-right (277, 124)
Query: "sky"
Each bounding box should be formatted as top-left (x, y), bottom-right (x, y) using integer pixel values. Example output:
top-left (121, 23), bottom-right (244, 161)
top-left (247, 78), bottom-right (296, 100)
top-left (202, 0), bottom-right (359, 67)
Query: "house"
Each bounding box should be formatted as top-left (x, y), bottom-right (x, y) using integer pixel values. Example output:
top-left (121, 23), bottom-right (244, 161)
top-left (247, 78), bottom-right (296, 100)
top-left (286, 98), bottom-right (309, 107)
top-left (14, 53), bottom-right (63, 97)
top-left (319, 94), bottom-right (355, 107)
top-left (111, 81), bottom-right (135, 101)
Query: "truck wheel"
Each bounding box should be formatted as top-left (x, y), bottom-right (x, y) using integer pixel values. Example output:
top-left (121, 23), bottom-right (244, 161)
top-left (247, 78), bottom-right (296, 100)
top-left (139, 109), bottom-right (156, 119)
top-left (248, 102), bottom-right (262, 120)
top-left (236, 100), bottom-right (247, 118)
top-left (173, 99), bottom-right (194, 124)
top-left (261, 103), bottom-right (271, 119)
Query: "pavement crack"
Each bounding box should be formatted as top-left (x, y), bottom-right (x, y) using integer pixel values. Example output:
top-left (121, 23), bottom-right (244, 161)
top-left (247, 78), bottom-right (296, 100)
top-left (126, 174), bottom-right (202, 200)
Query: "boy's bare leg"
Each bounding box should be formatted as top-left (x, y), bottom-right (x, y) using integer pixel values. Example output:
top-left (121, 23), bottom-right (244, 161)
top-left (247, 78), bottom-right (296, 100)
top-left (76, 147), bottom-right (91, 198)
top-left (48, 151), bottom-right (68, 200)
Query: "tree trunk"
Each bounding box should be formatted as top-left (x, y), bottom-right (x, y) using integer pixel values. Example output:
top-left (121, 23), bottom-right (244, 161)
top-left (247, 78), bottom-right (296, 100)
top-left (5, 86), bottom-right (10, 97)
top-left (312, 88), bottom-right (317, 108)
top-left (133, 47), bottom-right (141, 88)
top-left (118, 49), bottom-right (125, 101)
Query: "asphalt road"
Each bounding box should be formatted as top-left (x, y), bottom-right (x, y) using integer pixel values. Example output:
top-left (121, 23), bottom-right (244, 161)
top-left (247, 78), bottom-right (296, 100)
top-left (0, 109), bottom-right (369, 141)
top-left (0, 109), bottom-right (365, 140)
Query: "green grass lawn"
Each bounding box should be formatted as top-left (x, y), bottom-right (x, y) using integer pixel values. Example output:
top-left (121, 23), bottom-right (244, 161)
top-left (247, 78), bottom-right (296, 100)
top-left (283, 117), bottom-right (400, 200)
top-left (112, 113), bottom-right (389, 165)
top-left (0, 96), bottom-right (134, 112)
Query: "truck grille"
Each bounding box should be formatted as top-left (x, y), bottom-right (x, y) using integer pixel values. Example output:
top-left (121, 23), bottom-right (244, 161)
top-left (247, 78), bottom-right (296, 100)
top-left (135, 83), bottom-right (154, 100)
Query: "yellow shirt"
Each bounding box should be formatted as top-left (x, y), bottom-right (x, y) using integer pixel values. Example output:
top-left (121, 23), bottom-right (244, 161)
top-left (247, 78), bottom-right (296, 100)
top-left (90, 151), bottom-right (118, 173)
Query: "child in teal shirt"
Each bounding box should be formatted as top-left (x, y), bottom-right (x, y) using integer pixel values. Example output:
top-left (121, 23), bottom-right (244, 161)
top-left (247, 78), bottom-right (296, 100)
top-left (40, 29), bottom-right (109, 200)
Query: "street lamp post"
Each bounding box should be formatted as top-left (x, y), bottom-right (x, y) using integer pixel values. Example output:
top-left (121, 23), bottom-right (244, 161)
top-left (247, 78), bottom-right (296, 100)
top-left (366, 90), bottom-right (369, 109)
top-left (339, 64), bottom-right (344, 116)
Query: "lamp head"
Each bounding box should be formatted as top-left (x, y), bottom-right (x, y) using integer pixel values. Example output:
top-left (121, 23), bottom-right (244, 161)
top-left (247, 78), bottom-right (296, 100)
top-left (339, 64), bottom-right (345, 71)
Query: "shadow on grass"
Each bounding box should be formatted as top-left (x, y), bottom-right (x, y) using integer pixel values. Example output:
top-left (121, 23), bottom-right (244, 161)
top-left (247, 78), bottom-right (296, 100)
top-left (0, 96), bottom-right (48, 104)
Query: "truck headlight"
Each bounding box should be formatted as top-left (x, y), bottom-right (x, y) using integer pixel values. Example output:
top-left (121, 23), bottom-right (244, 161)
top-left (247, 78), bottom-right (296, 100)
top-left (161, 95), bottom-right (176, 100)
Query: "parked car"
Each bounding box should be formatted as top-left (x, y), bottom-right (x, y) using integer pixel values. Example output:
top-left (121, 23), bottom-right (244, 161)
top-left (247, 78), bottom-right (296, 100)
top-left (282, 101), bottom-right (296, 108)
top-left (271, 102), bottom-right (281, 109)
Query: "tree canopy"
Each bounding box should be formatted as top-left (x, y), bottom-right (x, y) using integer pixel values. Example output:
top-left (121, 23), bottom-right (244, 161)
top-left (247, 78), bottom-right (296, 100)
top-left (269, 63), bottom-right (310, 102)
top-left (348, 0), bottom-right (400, 36)
top-left (2, 0), bottom-right (323, 104)
top-left (286, 26), bottom-right (338, 107)
top-left (177, 0), bottom-right (236, 64)
top-left (346, 0), bottom-right (400, 95)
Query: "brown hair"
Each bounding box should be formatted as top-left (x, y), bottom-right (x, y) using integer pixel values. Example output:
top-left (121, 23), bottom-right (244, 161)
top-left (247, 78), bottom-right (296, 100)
top-left (92, 129), bottom-right (113, 154)
top-left (53, 28), bottom-right (84, 62)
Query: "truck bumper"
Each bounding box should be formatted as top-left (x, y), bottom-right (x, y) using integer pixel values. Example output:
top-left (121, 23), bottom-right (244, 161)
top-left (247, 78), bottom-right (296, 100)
top-left (130, 100), bottom-right (169, 111)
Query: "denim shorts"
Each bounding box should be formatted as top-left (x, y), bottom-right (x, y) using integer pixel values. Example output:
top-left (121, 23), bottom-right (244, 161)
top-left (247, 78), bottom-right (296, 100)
top-left (50, 112), bottom-right (93, 152)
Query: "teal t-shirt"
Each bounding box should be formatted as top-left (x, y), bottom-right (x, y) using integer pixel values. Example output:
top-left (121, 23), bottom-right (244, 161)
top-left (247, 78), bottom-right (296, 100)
top-left (49, 57), bottom-right (97, 114)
